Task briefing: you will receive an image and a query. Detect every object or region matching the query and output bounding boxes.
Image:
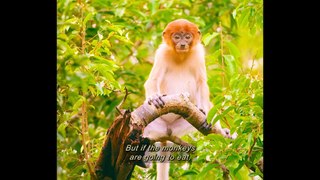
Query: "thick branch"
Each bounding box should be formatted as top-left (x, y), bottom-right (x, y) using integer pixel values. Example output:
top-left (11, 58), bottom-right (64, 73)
top-left (131, 93), bottom-right (218, 135)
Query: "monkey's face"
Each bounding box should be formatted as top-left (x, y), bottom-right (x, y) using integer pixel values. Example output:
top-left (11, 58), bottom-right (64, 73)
top-left (163, 19), bottom-right (201, 54)
top-left (171, 32), bottom-right (193, 53)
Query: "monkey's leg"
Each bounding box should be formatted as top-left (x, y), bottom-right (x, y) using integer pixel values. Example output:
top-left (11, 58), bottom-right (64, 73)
top-left (142, 118), bottom-right (168, 168)
top-left (156, 141), bottom-right (171, 180)
top-left (168, 118), bottom-right (197, 138)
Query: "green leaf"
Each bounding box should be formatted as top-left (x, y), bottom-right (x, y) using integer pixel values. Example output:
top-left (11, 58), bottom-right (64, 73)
top-left (88, 86), bottom-right (96, 96)
top-left (232, 136), bottom-right (244, 148)
top-left (106, 24), bottom-right (124, 36)
top-left (110, 80), bottom-right (121, 89)
top-left (180, 169), bottom-right (198, 176)
top-left (221, 106), bottom-right (235, 117)
top-left (223, 55), bottom-right (237, 78)
top-left (58, 122), bottom-right (68, 137)
top-left (89, 105), bottom-right (95, 110)
top-left (226, 153), bottom-right (240, 164)
top-left (57, 33), bottom-right (68, 41)
top-left (130, 9), bottom-right (146, 19)
top-left (102, 39), bottom-right (111, 48)
top-left (226, 42), bottom-right (241, 59)
top-left (92, 64), bottom-right (116, 81)
top-left (212, 114), bottom-right (221, 125)
top-left (83, 12), bottom-right (93, 25)
top-left (230, 74), bottom-right (241, 91)
top-left (257, 136), bottom-right (263, 147)
top-left (202, 32), bottom-right (219, 46)
top-left (238, 8), bottom-right (250, 27)
top-left (91, 56), bottom-right (119, 69)
top-left (73, 96), bottom-right (85, 110)
top-left (239, 99), bottom-right (249, 107)
top-left (233, 164), bottom-right (251, 180)
top-left (206, 49), bottom-right (221, 65)
top-left (243, 77), bottom-right (251, 89)
top-left (113, 35), bottom-right (134, 45)
top-left (207, 134), bottom-right (227, 144)
top-left (198, 163), bottom-right (219, 177)
top-left (151, 9), bottom-right (173, 18)
top-left (233, 159), bottom-right (245, 175)
top-left (254, 95), bottom-right (263, 108)
top-left (207, 106), bottom-right (217, 124)
top-left (249, 172), bottom-right (260, 177)
top-left (196, 154), bottom-right (207, 161)
top-left (213, 95), bottom-right (225, 105)
top-left (180, 0), bottom-right (191, 7)
top-left (107, 31), bottom-right (115, 39)
top-left (65, 18), bottom-right (78, 25)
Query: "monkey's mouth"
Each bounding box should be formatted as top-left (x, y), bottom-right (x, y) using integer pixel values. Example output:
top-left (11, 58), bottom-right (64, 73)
top-left (176, 47), bottom-right (189, 53)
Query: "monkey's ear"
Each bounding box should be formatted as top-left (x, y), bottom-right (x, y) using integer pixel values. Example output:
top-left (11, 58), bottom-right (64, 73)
top-left (162, 31), bottom-right (166, 36)
top-left (198, 30), bottom-right (201, 34)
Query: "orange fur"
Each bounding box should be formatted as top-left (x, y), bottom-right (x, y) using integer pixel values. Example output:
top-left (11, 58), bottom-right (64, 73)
top-left (163, 19), bottom-right (201, 49)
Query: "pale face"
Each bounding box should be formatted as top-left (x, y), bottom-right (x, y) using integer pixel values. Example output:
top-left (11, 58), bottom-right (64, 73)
top-left (171, 32), bottom-right (193, 53)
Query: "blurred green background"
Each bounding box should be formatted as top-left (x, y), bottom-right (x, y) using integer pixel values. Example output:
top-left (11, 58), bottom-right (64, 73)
top-left (57, 0), bottom-right (263, 179)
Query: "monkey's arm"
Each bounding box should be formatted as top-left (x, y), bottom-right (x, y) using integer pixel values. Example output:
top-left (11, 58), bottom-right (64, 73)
top-left (196, 62), bottom-right (236, 139)
top-left (144, 46), bottom-right (168, 98)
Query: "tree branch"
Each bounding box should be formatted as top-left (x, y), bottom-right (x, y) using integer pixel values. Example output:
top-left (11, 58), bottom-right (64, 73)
top-left (116, 87), bottom-right (130, 116)
top-left (131, 93), bottom-right (220, 135)
top-left (95, 93), bottom-right (230, 180)
top-left (214, 160), bottom-right (230, 180)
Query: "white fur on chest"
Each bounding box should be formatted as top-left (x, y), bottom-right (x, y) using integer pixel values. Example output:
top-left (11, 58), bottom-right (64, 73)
top-left (161, 70), bottom-right (196, 100)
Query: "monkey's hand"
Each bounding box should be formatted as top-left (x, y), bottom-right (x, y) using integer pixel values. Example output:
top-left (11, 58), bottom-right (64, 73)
top-left (199, 109), bottom-right (206, 115)
top-left (221, 128), bottom-right (238, 139)
top-left (147, 94), bottom-right (167, 108)
top-left (195, 105), bottom-right (206, 115)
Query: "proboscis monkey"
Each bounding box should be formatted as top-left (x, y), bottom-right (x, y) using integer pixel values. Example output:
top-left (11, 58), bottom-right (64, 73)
top-left (143, 19), bottom-right (233, 180)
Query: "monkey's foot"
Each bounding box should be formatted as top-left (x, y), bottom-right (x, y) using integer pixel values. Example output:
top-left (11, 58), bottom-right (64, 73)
top-left (199, 121), bottom-right (212, 135)
top-left (147, 94), bottom-right (167, 108)
top-left (222, 128), bottom-right (237, 139)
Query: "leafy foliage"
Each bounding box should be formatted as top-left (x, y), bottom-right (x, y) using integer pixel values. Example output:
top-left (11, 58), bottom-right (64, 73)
top-left (57, 0), bottom-right (263, 179)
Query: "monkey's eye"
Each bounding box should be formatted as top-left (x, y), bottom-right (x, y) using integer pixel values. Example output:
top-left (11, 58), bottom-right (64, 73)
top-left (185, 35), bottom-right (191, 39)
top-left (174, 35), bottom-right (181, 40)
